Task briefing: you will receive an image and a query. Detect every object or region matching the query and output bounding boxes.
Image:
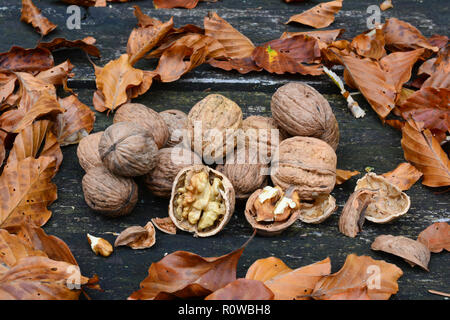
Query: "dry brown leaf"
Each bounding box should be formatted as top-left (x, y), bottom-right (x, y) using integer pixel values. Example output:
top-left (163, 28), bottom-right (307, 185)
top-left (312, 254), bottom-right (403, 300)
top-left (38, 37), bottom-right (100, 57)
top-left (151, 217), bottom-right (177, 235)
top-left (133, 5), bottom-right (162, 28)
top-left (13, 71), bottom-right (57, 111)
top-left (127, 70), bottom-right (158, 99)
top-left (281, 29), bottom-right (345, 45)
top-left (154, 0), bottom-right (200, 9)
top-left (371, 235), bottom-right (431, 271)
top-left (115, 222), bottom-right (156, 250)
top-left (20, 0), bottom-right (57, 36)
top-left (336, 169), bottom-right (360, 185)
top-left (245, 257), bottom-right (292, 283)
top-left (205, 279), bottom-right (274, 300)
top-left (0, 131), bottom-right (6, 166)
top-left (417, 222), bottom-right (450, 253)
top-left (286, 0), bottom-right (343, 29)
top-left (401, 120), bottom-right (450, 187)
top-left (0, 73), bottom-right (16, 105)
top-left (0, 47), bottom-right (54, 73)
top-left (382, 163), bottom-right (423, 191)
top-left (262, 35), bottom-right (322, 64)
top-left (351, 28), bottom-right (386, 60)
top-left (208, 57), bottom-right (262, 74)
top-left (36, 60), bottom-right (74, 92)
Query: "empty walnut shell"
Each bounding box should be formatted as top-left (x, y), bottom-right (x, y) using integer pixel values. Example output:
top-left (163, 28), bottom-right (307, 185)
top-left (371, 235), bottom-right (431, 271)
top-left (160, 109), bottom-right (188, 147)
top-left (187, 94), bottom-right (243, 163)
top-left (169, 165), bottom-right (235, 237)
top-left (82, 166), bottom-right (138, 217)
top-left (271, 82), bottom-right (339, 150)
top-left (77, 131), bottom-right (103, 171)
top-left (99, 122), bottom-right (158, 177)
top-left (144, 147), bottom-right (202, 198)
top-left (271, 136), bottom-right (337, 200)
top-left (298, 194), bottom-right (337, 224)
top-left (114, 103), bottom-right (169, 149)
top-left (355, 173), bottom-right (411, 223)
top-left (245, 188), bottom-right (301, 236)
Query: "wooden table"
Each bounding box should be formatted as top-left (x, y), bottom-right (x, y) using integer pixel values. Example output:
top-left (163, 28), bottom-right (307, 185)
top-left (0, 0), bottom-right (448, 300)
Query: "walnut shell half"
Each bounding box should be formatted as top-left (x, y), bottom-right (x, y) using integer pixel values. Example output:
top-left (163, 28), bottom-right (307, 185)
top-left (169, 165), bottom-right (235, 237)
top-left (298, 194), bottom-right (337, 224)
top-left (77, 131), bottom-right (103, 172)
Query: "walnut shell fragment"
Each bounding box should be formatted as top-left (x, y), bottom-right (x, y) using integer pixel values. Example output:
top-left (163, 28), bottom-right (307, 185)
top-left (151, 217), bottom-right (177, 235)
top-left (355, 173), bottom-right (411, 223)
top-left (77, 131), bottom-right (103, 171)
top-left (114, 103), bottom-right (169, 149)
top-left (271, 82), bottom-right (339, 150)
top-left (169, 165), bottom-right (235, 237)
top-left (114, 222), bottom-right (156, 250)
top-left (271, 136), bottom-right (337, 200)
top-left (298, 194), bottom-right (337, 224)
top-left (99, 122), bottom-right (158, 177)
top-left (160, 109), bottom-right (188, 147)
top-left (371, 235), bottom-right (431, 271)
top-left (144, 147), bottom-right (202, 198)
top-left (339, 188), bottom-right (377, 238)
top-left (82, 166), bottom-right (138, 217)
top-left (245, 186), bottom-right (301, 236)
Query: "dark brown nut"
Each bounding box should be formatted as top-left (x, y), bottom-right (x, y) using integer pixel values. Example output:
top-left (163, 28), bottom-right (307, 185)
top-left (160, 109), bottom-right (188, 147)
top-left (271, 136), bottom-right (337, 200)
top-left (245, 186), bottom-right (301, 236)
top-left (216, 144), bottom-right (269, 199)
top-left (113, 103), bottom-right (169, 149)
top-left (77, 131), bottom-right (103, 172)
top-left (187, 94), bottom-right (243, 163)
top-left (271, 82), bottom-right (340, 150)
top-left (169, 165), bottom-right (235, 237)
top-left (82, 166), bottom-right (138, 217)
top-left (99, 122), bottom-right (158, 177)
top-left (298, 194), bottom-right (337, 224)
top-left (144, 147), bottom-right (202, 198)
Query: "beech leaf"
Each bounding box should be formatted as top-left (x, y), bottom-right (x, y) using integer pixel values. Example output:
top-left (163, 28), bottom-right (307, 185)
top-left (336, 169), bottom-right (360, 185)
top-left (20, 0), bottom-right (57, 36)
top-left (417, 222), bottom-right (450, 253)
top-left (286, 0), bottom-right (343, 29)
top-left (205, 279), bottom-right (274, 300)
top-left (0, 47), bottom-right (54, 73)
top-left (382, 162), bottom-right (423, 191)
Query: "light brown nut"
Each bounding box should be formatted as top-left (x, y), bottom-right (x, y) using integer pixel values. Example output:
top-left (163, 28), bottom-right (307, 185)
top-left (82, 166), bottom-right (138, 217)
top-left (151, 217), bottom-right (177, 235)
top-left (99, 122), bottom-right (158, 177)
top-left (187, 94), bottom-right (243, 163)
top-left (355, 172), bottom-right (410, 223)
top-left (371, 235), bottom-right (431, 271)
top-left (271, 82), bottom-right (339, 150)
top-left (77, 131), bottom-right (104, 172)
top-left (271, 136), bottom-right (337, 200)
top-left (298, 194), bottom-right (337, 224)
top-left (114, 222), bottom-right (156, 250)
top-left (169, 165), bottom-right (235, 237)
top-left (144, 147), bottom-right (202, 198)
top-left (160, 109), bottom-right (188, 147)
top-left (338, 188), bottom-right (377, 238)
top-left (87, 234), bottom-right (113, 257)
top-left (114, 103), bottom-right (169, 149)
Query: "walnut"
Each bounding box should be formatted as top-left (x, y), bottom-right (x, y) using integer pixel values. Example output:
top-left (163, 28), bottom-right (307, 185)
top-left (271, 136), bottom-right (337, 200)
top-left (187, 94), bottom-right (243, 163)
top-left (169, 165), bottom-right (235, 237)
top-left (114, 103), bottom-right (169, 149)
top-left (99, 122), bottom-right (158, 177)
top-left (160, 109), bottom-right (188, 147)
top-left (245, 186), bottom-right (301, 236)
top-left (77, 131), bottom-right (103, 171)
top-left (82, 166), bottom-right (138, 217)
top-left (144, 147), bottom-right (202, 198)
top-left (298, 194), bottom-right (337, 224)
top-left (271, 82), bottom-right (339, 150)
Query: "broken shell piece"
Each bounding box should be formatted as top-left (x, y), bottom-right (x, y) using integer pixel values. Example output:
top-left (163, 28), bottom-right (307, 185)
top-left (371, 235), bottom-right (430, 271)
top-left (355, 173), bottom-right (410, 223)
top-left (87, 234), bottom-right (113, 257)
top-left (339, 189), bottom-right (377, 238)
top-left (169, 165), bottom-right (235, 237)
top-left (114, 222), bottom-right (156, 249)
top-left (151, 217), bottom-right (177, 235)
top-left (298, 194), bottom-right (337, 224)
top-left (245, 186), bottom-right (301, 236)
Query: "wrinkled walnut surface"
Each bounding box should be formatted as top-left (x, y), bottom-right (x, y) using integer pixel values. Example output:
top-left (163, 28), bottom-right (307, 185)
top-left (77, 131), bottom-right (103, 172)
top-left (160, 109), bottom-right (188, 148)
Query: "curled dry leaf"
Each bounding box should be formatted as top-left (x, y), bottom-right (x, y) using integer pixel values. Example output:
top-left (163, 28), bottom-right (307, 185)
top-left (114, 222), bottom-right (156, 250)
top-left (245, 257), bottom-right (291, 283)
top-left (151, 217), bottom-right (177, 235)
top-left (133, 5), bottom-right (162, 28)
top-left (312, 254), bottom-right (403, 300)
top-left (0, 73), bottom-right (16, 105)
top-left (417, 222), bottom-right (450, 253)
top-left (0, 47), bottom-right (54, 73)
top-left (36, 60), bottom-right (75, 92)
top-left (286, 0), bottom-right (343, 29)
top-left (21, 0), bottom-right (57, 36)
top-left (382, 162), bottom-right (423, 191)
top-left (262, 35), bottom-right (322, 64)
top-left (205, 279), bottom-right (274, 300)
top-left (351, 28), bottom-right (386, 60)
top-left (208, 57), bottom-right (261, 74)
top-left (281, 29), bottom-right (345, 45)
top-left (0, 131), bottom-right (6, 165)
top-left (336, 169), bottom-right (360, 185)
top-left (338, 188), bottom-right (377, 238)
top-left (371, 235), bottom-right (431, 271)
top-left (12, 72), bottom-right (56, 111)
top-left (38, 37), bottom-right (100, 57)
top-left (154, 0), bottom-right (200, 9)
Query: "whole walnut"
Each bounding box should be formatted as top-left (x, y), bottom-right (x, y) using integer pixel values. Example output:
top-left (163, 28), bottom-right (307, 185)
top-left (113, 103), bottom-right (169, 149)
top-left (271, 82), bottom-right (339, 150)
top-left (144, 147), bottom-right (202, 198)
top-left (187, 94), bottom-right (243, 163)
top-left (99, 122), bottom-right (158, 177)
top-left (271, 136), bottom-right (337, 200)
top-left (77, 131), bottom-right (103, 171)
top-left (160, 109), bottom-right (188, 147)
top-left (82, 166), bottom-right (138, 217)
